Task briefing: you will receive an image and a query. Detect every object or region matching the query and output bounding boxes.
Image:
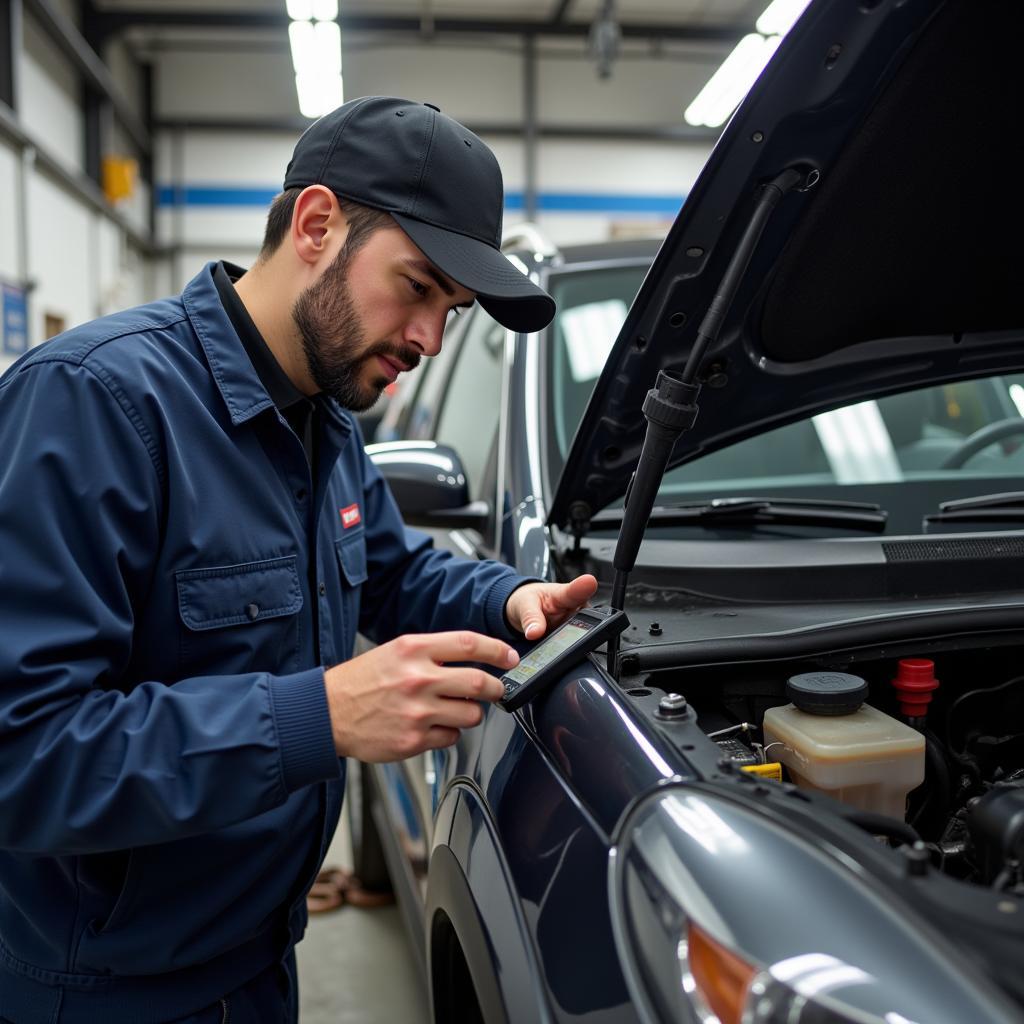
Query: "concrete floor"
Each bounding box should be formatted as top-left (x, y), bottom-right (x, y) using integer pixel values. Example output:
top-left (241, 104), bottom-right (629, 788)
top-left (295, 821), bottom-right (429, 1023)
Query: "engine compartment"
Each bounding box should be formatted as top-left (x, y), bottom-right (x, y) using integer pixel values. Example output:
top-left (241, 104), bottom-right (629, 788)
top-left (626, 643), bottom-right (1024, 895)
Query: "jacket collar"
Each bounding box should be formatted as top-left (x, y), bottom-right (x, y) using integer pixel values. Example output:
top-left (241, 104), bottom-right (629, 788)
top-left (182, 262), bottom-right (355, 442)
top-left (182, 262), bottom-right (277, 426)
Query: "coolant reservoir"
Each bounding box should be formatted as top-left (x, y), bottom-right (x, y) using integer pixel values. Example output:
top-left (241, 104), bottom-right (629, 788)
top-left (762, 672), bottom-right (925, 819)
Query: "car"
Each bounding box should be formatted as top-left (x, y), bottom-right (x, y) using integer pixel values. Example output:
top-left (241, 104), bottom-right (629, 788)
top-left (353, 1), bottom-right (1024, 1021)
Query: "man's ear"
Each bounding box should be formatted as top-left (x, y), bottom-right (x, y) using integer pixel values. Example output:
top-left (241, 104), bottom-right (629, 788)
top-left (290, 185), bottom-right (349, 266)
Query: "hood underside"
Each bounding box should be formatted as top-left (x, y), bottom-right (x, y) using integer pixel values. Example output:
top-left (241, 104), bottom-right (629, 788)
top-left (549, 0), bottom-right (1024, 529)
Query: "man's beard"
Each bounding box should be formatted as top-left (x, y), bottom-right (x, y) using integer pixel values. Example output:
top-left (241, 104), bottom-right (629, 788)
top-left (292, 246), bottom-right (421, 411)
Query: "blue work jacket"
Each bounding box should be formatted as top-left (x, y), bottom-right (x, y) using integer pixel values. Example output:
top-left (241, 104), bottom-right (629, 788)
top-left (0, 263), bottom-right (524, 1023)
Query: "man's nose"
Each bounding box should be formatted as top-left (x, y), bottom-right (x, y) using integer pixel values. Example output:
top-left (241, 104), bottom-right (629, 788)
top-left (405, 312), bottom-right (446, 358)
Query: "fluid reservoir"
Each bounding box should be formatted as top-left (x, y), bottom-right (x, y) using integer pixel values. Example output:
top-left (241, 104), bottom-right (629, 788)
top-left (762, 672), bottom-right (925, 819)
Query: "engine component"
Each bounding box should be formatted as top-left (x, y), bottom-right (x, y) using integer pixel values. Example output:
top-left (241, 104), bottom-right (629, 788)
top-left (763, 673), bottom-right (925, 818)
top-left (966, 784), bottom-right (1024, 885)
top-left (892, 658), bottom-right (941, 723)
top-left (715, 737), bottom-right (759, 768)
top-left (786, 671), bottom-right (867, 715)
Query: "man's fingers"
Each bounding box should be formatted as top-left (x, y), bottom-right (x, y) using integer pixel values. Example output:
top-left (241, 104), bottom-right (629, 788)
top-left (408, 630), bottom-right (519, 670)
top-left (553, 574), bottom-right (599, 610)
top-left (434, 667), bottom-right (505, 703)
top-left (518, 574), bottom-right (600, 640)
top-left (421, 726), bottom-right (461, 751)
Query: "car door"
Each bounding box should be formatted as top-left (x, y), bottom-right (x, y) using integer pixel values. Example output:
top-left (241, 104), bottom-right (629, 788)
top-left (356, 305), bottom-right (509, 926)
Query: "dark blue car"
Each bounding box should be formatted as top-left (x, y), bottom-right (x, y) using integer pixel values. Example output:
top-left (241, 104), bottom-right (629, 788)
top-left (359, 1), bottom-right (1024, 1020)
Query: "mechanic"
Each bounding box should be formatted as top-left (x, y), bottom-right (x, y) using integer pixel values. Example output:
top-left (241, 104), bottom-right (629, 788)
top-left (0, 96), bottom-right (597, 1024)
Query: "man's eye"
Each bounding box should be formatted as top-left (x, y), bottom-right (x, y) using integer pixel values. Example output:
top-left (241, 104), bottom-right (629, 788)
top-left (408, 278), bottom-right (428, 297)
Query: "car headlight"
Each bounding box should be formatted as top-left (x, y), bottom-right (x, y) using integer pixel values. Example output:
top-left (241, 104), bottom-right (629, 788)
top-left (609, 787), bottom-right (1017, 1024)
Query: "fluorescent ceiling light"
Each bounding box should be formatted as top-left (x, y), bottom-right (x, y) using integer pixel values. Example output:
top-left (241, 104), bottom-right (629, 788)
top-left (295, 73), bottom-right (345, 118)
top-left (286, 0), bottom-right (314, 20)
top-left (684, 0), bottom-right (808, 130)
top-left (684, 32), bottom-right (780, 127)
top-left (289, 20), bottom-right (341, 75)
top-left (756, 0), bottom-right (812, 37)
top-left (289, 19), bottom-right (343, 117)
top-left (312, 0), bottom-right (338, 19)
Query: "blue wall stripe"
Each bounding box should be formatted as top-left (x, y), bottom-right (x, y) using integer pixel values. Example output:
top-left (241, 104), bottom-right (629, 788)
top-left (157, 185), bottom-right (685, 215)
top-left (157, 186), bottom-right (279, 207)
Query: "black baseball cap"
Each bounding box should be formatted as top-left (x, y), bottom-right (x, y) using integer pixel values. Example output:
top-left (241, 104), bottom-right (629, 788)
top-left (283, 96), bottom-right (555, 333)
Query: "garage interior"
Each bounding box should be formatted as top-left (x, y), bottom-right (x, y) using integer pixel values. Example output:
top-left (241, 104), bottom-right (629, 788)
top-left (1, 1), bottom-right (809, 1021)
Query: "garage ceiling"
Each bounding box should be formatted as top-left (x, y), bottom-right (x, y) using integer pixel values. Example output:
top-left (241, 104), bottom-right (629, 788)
top-left (91, 0), bottom-right (759, 27)
top-left (88, 0), bottom-right (758, 47)
top-left (78, 0), bottom-right (765, 141)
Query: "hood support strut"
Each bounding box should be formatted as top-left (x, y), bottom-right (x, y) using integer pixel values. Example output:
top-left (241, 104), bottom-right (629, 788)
top-left (607, 167), bottom-right (807, 676)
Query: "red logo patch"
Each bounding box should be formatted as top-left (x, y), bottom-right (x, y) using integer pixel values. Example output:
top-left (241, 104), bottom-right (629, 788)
top-left (340, 504), bottom-right (361, 529)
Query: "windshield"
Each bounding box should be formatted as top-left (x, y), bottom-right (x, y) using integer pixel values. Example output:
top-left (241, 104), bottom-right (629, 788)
top-left (546, 265), bottom-right (1024, 533)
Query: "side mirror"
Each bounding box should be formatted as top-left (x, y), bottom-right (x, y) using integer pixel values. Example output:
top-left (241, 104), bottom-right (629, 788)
top-left (365, 441), bottom-right (490, 532)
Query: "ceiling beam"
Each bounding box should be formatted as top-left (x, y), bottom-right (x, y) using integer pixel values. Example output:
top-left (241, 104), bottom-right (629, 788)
top-left (155, 116), bottom-right (719, 143)
top-left (91, 9), bottom-right (742, 45)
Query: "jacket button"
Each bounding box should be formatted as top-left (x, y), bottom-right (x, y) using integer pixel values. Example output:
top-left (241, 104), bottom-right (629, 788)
top-left (245, 603), bottom-right (260, 620)
top-left (318, 582), bottom-right (326, 596)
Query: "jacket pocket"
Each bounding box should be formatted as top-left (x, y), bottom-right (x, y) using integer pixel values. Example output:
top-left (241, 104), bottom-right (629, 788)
top-left (175, 556), bottom-right (304, 676)
top-left (176, 556), bottom-right (302, 630)
top-left (334, 532), bottom-right (367, 656)
top-left (95, 848), bottom-right (144, 935)
top-left (335, 532), bottom-right (368, 587)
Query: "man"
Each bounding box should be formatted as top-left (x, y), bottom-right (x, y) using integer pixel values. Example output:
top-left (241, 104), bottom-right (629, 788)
top-left (0, 96), bottom-right (597, 1023)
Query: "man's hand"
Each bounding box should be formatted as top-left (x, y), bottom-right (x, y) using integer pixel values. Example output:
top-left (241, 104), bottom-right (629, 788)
top-left (324, 632), bottom-right (519, 762)
top-left (505, 574), bottom-right (599, 640)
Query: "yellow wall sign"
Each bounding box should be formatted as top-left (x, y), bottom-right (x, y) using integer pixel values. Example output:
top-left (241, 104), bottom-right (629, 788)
top-left (102, 156), bottom-right (138, 203)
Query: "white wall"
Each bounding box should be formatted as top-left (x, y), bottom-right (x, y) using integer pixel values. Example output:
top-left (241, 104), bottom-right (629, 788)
top-left (0, 142), bottom-right (19, 282)
top-left (156, 50), bottom-right (300, 121)
top-left (27, 173), bottom-right (94, 334)
top-left (21, 11), bottom-right (83, 175)
top-left (0, 14), bottom-right (153, 367)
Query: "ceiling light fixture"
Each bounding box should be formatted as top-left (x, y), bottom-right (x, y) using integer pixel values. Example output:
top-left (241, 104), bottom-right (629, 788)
top-left (684, 0), bottom-right (810, 128)
top-left (589, 0), bottom-right (621, 80)
top-left (287, 0), bottom-right (344, 119)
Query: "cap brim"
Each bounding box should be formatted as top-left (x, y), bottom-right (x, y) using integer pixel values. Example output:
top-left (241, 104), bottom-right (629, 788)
top-left (392, 213), bottom-right (555, 333)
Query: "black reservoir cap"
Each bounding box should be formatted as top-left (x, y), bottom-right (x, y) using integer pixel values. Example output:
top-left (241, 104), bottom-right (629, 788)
top-left (786, 672), bottom-right (868, 716)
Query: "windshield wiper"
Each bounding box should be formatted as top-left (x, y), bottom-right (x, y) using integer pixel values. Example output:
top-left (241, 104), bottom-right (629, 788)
top-left (925, 491), bottom-right (1024, 526)
top-left (594, 496), bottom-right (888, 532)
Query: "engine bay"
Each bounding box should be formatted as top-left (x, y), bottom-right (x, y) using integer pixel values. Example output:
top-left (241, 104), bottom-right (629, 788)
top-left (620, 642), bottom-right (1024, 896)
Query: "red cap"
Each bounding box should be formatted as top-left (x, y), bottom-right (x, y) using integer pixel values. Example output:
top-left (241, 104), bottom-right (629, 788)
top-left (891, 658), bottom-right (939, 719)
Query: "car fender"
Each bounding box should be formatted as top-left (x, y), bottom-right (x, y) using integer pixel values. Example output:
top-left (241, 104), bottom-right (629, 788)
top-left (427, 782), bottom-right (554, 1024)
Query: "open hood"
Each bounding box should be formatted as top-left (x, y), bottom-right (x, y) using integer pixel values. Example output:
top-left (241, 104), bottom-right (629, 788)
top-left (549, 0), bottom-right (1023, 530)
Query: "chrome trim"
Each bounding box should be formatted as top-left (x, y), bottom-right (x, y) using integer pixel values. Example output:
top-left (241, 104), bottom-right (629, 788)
top-left (494, 325), bottom-right (516, 557)
top-left (501, 220), bottom-right (560, 259)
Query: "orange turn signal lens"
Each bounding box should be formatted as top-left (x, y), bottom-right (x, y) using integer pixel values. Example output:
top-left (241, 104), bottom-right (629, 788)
top-left (687, 920), bottom-right (758, 1024)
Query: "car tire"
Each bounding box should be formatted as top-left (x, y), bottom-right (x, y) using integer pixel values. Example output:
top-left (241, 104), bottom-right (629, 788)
top-left (431, 913), bottom-right (486, 1024)
top-left (346, 761), bottom-right (393, 893)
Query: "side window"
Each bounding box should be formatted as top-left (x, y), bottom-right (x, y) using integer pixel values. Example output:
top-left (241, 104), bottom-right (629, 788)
top-left (434, 310), bottom-right (505, 500)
